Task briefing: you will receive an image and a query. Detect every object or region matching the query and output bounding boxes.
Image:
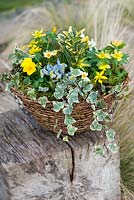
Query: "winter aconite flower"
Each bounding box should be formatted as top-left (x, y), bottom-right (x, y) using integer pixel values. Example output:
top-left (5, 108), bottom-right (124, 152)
top-left (32, 29), bottom-right (46, 38)
top-left (29, 45), bottom-right (42, 55)
top-left (21, 58), bottom-right (36, 76)
top-left (94, 71), bottom-right (107, 84)
top-left (28, 40), bottom-right (38, 48)
top-left (81, 72), bottom-right (88, 80)
top-left (52, 26), bottom-right (57, 33)
top-left (97, 51), bottom-right (110, 59)
top-left (112, 50), bottom-right (123, 61)
top-left (43, 50), bottom-right (57, 59)
top-left (98, 63), bottom-right (110, 71)
top-left (112, 40), bottom-right (122, 47)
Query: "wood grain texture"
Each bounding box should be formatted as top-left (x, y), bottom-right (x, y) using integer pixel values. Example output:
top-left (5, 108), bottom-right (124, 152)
top-left (0, 91), bottom-right (121, 200)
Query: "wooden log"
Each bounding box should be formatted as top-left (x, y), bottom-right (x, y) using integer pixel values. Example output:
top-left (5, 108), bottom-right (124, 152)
top-left (0, 91), bottom-right (121, 200)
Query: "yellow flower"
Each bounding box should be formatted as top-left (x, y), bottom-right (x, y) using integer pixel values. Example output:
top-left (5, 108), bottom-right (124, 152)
top-left (32, 29), bottom-right (46, 38)
top-left (81, 72), bottom-right (88, 80)
top-left (21, 58), bottom-right (36, 76)
top-left (52, 26), bottom-right (57, 33)
top-left (94, 71), bottom-right (108, 84)
top-left (20, 45), bottom-right (27, 51)
top-left (97, 51), bottom-right (110, 59)
top-left (28, 40), bottom-right (38, 48)
top-left (43, 50), bottom-right (57, 58)
top-left (112, 50), bottom-right (123, 61)
top-left (98, 63), bottom-right (110, 71)
top-left (29, 45), bottom-right (42, 55)
top-left (52, 50), bottom-right (58, 56)
top-left (81, 36), bottom-right (89, 43)
top-left (112, 40), bottom-right (122, 47)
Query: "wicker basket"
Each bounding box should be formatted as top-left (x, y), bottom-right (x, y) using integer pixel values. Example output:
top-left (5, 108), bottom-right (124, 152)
top-left (12, 88), bottom-right (115, 134)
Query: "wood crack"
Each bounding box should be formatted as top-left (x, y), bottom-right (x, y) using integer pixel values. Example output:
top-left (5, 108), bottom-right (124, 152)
top-left (66, 141), bottom-right (75, 183)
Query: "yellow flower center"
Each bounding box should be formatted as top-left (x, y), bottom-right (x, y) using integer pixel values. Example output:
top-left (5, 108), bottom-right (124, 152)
top-left (81, 72), bottom-right (88, 80)
top-left (21, 58), bottom-right (36, 76)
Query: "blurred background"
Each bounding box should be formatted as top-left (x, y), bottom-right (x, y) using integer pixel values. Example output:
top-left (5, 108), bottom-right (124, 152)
top-left (0, 0), bottom-right (134, 199)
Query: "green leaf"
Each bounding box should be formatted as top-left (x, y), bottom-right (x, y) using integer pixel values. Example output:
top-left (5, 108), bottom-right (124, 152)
top-left (23, 77), bottom-right (31, 85)
top-left (83, 84), bottom-right (93, 94)
top-left (95, 146), bottom-right (104, 156)
top-left (64, 115), bottom-right (76, 125)
top-left (86, 91), bottom-right (98, 104)
top-left (67, 124), bottom-right (78, 136)
top-left (106, 129), bottom-right (116, 142)
top-left (53, 101), bottom-right (64, 112)
top-left (5, 82), bottom-right (14, 91)
top-left (63, 105), bottom-right (73, 115)
top-left (38, 87), bottom-right (49, 92)
top-left (27, 88), bottom-right (36, 100)
top-left (78, 79), bottom-right (90, 88)
top-left (94, 109), bottom-right (107, 121)
top-left (38, 96), bottom-right (47, 108)
top-left (63, 136), bottom-right (69, 142)
top-left (90, 119), bottom-right (102, 131)
top-left (107, 143), bottom-right (119, 153)
top-left (114, 84), bottom-right (122, 93)
top-left (70, 68), bottom-right (82, 77)
top-left (67, 88), bottom-right (79, 105)
top-left (54, 86), bottom-right (64, 99)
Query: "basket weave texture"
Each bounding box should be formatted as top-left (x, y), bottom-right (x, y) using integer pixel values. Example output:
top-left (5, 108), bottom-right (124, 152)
top-left (12, 88), bottom-right (114, 134)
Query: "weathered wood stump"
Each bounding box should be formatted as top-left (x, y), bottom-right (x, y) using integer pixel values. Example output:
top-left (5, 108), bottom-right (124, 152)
top-left (0, 91), bottom-right (121, 200)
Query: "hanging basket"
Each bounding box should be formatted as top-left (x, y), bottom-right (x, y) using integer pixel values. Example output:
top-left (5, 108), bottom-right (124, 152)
top-left (12, 88), bottom-right (114, 134)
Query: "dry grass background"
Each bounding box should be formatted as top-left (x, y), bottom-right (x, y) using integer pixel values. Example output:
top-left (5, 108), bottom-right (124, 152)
top-left (0, 0), bottom-right (134, 199)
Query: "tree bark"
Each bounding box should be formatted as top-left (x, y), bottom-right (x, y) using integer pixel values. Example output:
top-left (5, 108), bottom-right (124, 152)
top-left (0, 91), bottom-right (121, 200)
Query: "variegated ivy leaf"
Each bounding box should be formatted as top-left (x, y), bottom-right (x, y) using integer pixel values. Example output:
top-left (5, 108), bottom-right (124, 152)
top-left (54, 87), bottom-right (64, 99)
top-left (68, 93), bottom-right (79, 105)
top-left (63, 105), bottom-right (73, 115)
top-left (86, 91), bottom-right (98, 104)
top-left (38, 87), bottom-right (49, 92)
top-left (91, 104), bottom-right (96, 111)
top-left (57, 82), bottom-right (67, 90)
top-left (70, 68), bottom-right (82, 77)
top-left (53, 101), bottom-right (64, 112)
top-left (27, 88), bottom-right (36, 100)
top-left (64, 115), bottom-right (76, 126)
top-left (94, 145), bottom-right (104, 156)
top-left (68, 88), bottom-right (79, 105)
top-left (90, 119), bottom-right (102, 131)
top-left (94, 109), bottom-right (107, 121)
top-left (67, 124), bottom-right (78, 136)
top-left (57, 129), bottom-right (62, 138)
top-left (106, 129), bottom-right (116, 142)
top-left (63, 136), bottom-right (69, 142)
top-left (114, 84), bottom-right (122, 93)
top-left (78, 79), bottom-right (90, 88)
top-left (83, 84), bottom-right (93, 94)
top-left (5, 82), bottom-right (14, 91)
top-left (107, 143), bottom-right (119, 153)
top-left (38, 96), bottom-right (48, 108)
